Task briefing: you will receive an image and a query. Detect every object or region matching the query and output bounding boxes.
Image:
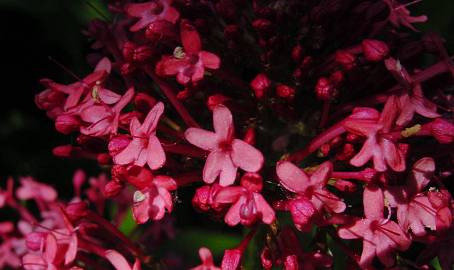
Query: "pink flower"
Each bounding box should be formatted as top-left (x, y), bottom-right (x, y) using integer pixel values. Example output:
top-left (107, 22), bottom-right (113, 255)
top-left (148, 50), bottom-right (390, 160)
top-left (384, 0), bottom-right (428, 31)
top-left (213, 173), bottom-right (275, 226)
top-left (384, 157), bottom-right (438, 236)
top-left (338, 185), bottom-right (411, 268)
top-left (105, 249), bottom-right (141, 270)
top-left (125, 0), bottom-right (179, 32)
top-left (114, 102), bottom-right (166, 170)
top-left (343, 96), bottom-right (406, 172)
top-left (16, 177), bottom-right (57, 202)
top-left (132, 175), bottom-right (177, 223)
top-left (191, 247), bottom-right (221, 270)
top-left (276, 161), bottom-right (346, 230)
top-left (156, 20), bottom-right (221, 85)
top-left (184, 105), bottom-right (264, 186)
top-left (22, 233), bottom-right (59, 270)
top-left (80, 87), bottom-right (135, 136)
top-left (0, 239), bottom-right (21, 269)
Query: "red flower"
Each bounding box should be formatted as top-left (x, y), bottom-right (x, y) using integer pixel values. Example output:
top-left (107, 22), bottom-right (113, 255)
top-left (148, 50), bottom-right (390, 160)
top-left (384, 157), bottom-right (437, 236)
top-left (276, 161), bottom-right (345, 230)
top-left (132, 175), bottom-right (177, 223)
top-left (213, 173), bottom-right (275, 226)
top-left (156, 20), bottom-right (221, 85)
top-left (338, 185), bottom-right (411, 268)
top-left (185, 105), bottom-right (264, 186)
top-left (125, 0), bottom-right (179, 32)
top-left (80, 87), bottom-right (135, 136)
top-left (114, 102), bottom-right (166, 170)
top-left (343, 96), bottom-right (406, 172)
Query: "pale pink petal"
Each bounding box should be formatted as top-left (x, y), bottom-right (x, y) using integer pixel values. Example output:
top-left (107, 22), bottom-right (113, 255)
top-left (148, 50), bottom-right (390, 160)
top-left (153, 175), bottom-right (177, 191)
top-left (105, 249), bottom-right (132, 270)
top-left (381, 138), bottom-right (405, 172)
top-left (141, 102), bottom-right (164, 135)
top-left (214, 187), bottom-right (244, 204)
top-left (94, 57), bottom-right (112, 73)
top-left (363, 185), bottom-right (384, 220)
top-left (64, 234), bottom-right (78, 265)
top-left (199, 247), bottom-right (214, 265)
top-left (184, 128), bottom-right (218, 151)
top-left (253, 193), bottom-right (275, 224)
top-left (231, 139), bottom-right (264, 173)
top-left (80, 105), bottom-right (110, 123)
top-left (22, 254), bottom-right (46, 270)
top-left (200, 51), bottom-right (221, 69)
top-left (396, 94), bottom-right (415, 126)
top-left (203, 151), bottom-right (225, 184)
top-left (380, 221), bottom-right (410, 250)
top-left (44, 233), bottom-right (58, 263)
top-left (114, 139), bottom-right (144, 165)
top-left (212, 105), bottom-right (233, 141)
top-left (149, 192), bottom-right (166, 220)
top-left (146, 135), bottom-right (166, 170)
top-left (379, 95), bottom-right (399, 133)
top-left (276, 161), bottom-right (309, 193)
top-left (309, 161), bottom-right (332, 187)
top-left (315, 189), bottom-right (346, 213)
top-left (191, 64), bottom-right (205, 83)
top-left (411, 157), bottom-right (435, 193)
top-left (338, 219), bottom-right (370, 239)
top-left (219, 154), bottom-right (238, 186)
top-left (112, 87), bottom-right (135, 112)
top-left (375, 233), bottom-right (395, 267)
top-left (359, 232), bottom-right (376, 269)
top-left (224, 197), bottom-right (245, 226)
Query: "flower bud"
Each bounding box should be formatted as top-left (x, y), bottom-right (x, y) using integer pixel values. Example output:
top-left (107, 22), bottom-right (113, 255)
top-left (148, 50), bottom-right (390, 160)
top-left (243, 128), bottom-right (256, 145)
top-left (333, 179), bottom-right (356, 192)
top-left (26, 232), bottom-right (46, 251)
top-left (287, 197), bottom-right (315, 232)
top-left (361, 39), bottom-right (389, 62)
top-left (52, 145), bottom-right (74, 157)
top-left (291, 45), bottom-right (304, 62)
top-left (111, 165), bottom-right (127, 182)
top-left (250, 73), bottom-right (271, 99)
top-left (276, 84), bottom-right (295, 100)
top-left (335, 50), bottom-right (356, 70)
top-left (126, 166), bottom-right (154, 190)
top-left (283, 255), bottom-right (299, 270)
top-left (315, 77), bottom-right (336, 101)
top-left (260, 247), bottom-right (273, 270)
top-left (65, 201), bottom-right (89, 222)
top-left (192, 185), bottom-right (211, 212)
top-left (55, 114), bottom-right (81, 134)
top-left (240, 173), bottom-right (263, 192)
top-left (329, 70), bottom-right (344, 86)
top-left (207, 94), bottom-right (230, 111)
top-left (104, 180), bottom-right (123, 198)
top-left (97, 153), bottom-right (111, 165)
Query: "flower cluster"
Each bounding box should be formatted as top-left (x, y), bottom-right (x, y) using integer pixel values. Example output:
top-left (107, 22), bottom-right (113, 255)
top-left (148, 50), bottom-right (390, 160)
top-left (3, 0), bottom-right (454, 269)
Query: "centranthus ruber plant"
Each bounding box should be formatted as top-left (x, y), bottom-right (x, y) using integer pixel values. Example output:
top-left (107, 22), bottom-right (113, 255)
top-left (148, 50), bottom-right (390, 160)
top-left (3, 0), bottom-right (454, 269)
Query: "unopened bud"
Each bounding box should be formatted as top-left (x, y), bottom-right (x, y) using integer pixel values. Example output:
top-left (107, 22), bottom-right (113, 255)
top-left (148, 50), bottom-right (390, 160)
top-left (335, 50), bottom-right (356, 70)
top-left (276, 84), bottom-right (295, 100)
top-left (362, 39), bottom-right (389, 62)
top-left (55, 114), bottom-right (81, 134)
top-left (250, 73), bottom-right (271, 99)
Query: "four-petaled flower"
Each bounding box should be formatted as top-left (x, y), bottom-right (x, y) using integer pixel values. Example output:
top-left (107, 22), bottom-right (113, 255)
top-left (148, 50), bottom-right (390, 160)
top-left (126, 0), bottom-right (179, 32)
top-left (338, 185), bottom-right (411, 268)
top-left (156, 20), bottom-right (221, 85)
top-left (185, 105), bottom-right (264, 186)
top-left (114, 102), bottom-right (166, 170)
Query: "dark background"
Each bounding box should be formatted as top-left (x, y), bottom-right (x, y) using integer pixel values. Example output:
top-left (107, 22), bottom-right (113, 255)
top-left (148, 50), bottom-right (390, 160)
top-left (0, 0), bottom-right (453, 267)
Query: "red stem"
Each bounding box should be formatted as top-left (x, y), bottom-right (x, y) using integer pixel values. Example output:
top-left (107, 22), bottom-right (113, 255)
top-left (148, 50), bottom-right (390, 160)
top-left (143, 66), bottom-right (200, 128)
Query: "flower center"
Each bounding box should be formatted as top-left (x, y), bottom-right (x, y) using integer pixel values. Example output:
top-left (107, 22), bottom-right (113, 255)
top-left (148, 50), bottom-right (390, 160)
top-left (218, 140), bottom-right (232, 152)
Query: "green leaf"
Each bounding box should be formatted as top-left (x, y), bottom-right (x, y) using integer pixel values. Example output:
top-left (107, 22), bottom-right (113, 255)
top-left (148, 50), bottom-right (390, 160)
top-left (430, 257), bottom-right (442, 270)
top-left (118, 208), bottom-right (137, 236)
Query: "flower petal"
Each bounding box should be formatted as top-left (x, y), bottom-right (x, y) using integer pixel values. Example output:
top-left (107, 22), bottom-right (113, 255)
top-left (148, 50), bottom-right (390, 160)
top-left (146, 135), bottom-right (166, 170)
top-left (105, 249), bottom-right (132, 270)
top-left (203, 151), bottom-right (224, 184)
top-left (141, 102), bottom-right (164, 135)
top-left (363, 185), bottom-right (384, 220)
top-left (213, 105), bottom-right (233, 141)
top-left (184, 128), bottom-right (218, 151)
top-left (231, 139), bottom-right (264, 173)
top-left (276, 161), bottom-right (309, 193)
top-left (180, 20), bottom-right (201, 54)
top-left (200, 51), bottom-right (221, 69)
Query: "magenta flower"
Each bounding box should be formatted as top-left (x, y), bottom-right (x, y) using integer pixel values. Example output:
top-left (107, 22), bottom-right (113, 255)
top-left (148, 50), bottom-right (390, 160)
top-left (125, 0), bottom-right (179, 32)
top-left (113, 102), bottom-right (166, 170)
top-left (338, 185), bottom-right (411, 268)
top-left (343, 96), bottom-right (406, 172)
top-left (384, 0), bottom-right (428, 31)
top-left (16, 177), bottom-right (57, 202)
top-left (191, 247), bottom-right (221, 270)
top-left (156, 20), bottom-right (221, 85)
top-left (276, 161), bottom-right (346, 229)
top-left (213, 173), bottom-right (275, 226)
top-left (384, 157), bottom-right (438, 236)
top-left (132, 175), bottom-right (177, 224)
top-left (105, 249), bottom-right (141, 270)
top-left (185, 105), bottom-right (264, 186)
top-left (80, 87), bottom-right (135, 136)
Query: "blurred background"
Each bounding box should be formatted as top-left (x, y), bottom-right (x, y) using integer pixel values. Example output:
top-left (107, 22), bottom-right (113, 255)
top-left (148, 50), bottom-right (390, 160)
top-left (0, 0), bottom-right (453, 267)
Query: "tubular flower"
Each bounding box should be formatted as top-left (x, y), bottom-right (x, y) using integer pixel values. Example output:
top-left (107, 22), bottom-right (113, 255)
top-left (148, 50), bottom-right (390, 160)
top-left (156, 20), bottom-right (221, 85)
top-left (185, 105), bottom-right (264, 186)
top-left (125, 0), bottom-right (179, 32)
top-left (338, 185), bottom-right (411, 268)
top-left (113, 102), bottom-right (166, 170)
